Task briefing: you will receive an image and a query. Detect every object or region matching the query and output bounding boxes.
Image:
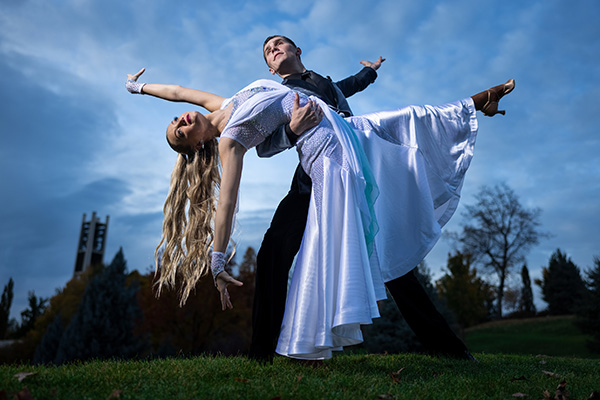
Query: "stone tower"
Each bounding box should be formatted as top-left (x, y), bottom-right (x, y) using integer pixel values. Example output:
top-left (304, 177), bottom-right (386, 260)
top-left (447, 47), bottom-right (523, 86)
top-left (73, 212), bottom-right (109, 277)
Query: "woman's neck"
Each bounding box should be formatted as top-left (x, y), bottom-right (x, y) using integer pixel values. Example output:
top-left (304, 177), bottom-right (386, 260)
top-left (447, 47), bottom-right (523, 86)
top-left (206, 103), bottom-right (234, 135)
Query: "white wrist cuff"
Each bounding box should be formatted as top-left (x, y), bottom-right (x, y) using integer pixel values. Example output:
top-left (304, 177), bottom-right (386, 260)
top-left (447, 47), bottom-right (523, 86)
top-left (211, 251), bottom-right (226, 284)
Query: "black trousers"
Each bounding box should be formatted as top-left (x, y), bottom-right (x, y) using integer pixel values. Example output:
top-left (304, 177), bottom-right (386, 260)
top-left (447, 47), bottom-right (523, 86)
top-left (249, 189), bottom-right (468, 361)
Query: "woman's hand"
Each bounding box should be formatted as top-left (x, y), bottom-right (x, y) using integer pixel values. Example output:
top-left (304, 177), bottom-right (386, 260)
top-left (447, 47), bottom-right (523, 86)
top-left (127, 68), bottom-right (146, 82)
top-left (215, 271), bottom-right (243, 310)
top-left (126, 68), bottom-right (146, 94)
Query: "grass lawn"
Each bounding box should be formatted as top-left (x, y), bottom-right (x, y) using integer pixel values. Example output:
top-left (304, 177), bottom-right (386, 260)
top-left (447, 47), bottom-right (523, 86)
top-left (2, 353), bottom-right (599, 399)
top-left (464, 315), bottom-right (598, 359)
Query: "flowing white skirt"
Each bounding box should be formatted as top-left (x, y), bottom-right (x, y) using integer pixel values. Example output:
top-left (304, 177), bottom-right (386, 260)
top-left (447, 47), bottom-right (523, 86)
top-left (276, 98), bottom-right (478, 359)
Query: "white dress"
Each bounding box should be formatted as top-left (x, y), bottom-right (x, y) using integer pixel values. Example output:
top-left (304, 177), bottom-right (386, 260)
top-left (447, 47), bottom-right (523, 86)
top-left (221, 80), bottom-right (478, 359)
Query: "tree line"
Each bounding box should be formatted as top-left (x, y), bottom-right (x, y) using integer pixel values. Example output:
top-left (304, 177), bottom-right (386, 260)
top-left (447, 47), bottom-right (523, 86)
top-left (1, 183), bottom-right (599, 363)
top-left (0, 246), bottom-right (258, 364)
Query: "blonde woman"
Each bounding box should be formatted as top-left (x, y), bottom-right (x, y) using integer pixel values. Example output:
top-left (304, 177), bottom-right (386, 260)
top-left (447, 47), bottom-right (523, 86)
top-left (126, 68), bottom-right (514, 359)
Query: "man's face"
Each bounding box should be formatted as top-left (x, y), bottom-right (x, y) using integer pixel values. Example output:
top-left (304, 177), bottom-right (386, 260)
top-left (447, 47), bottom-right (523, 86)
top-left (263, 36), bottom-right (301, 75)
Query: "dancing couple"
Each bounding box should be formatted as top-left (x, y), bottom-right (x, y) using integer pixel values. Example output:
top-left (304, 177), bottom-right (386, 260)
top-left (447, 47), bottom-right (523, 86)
top-left (125, 35), bottom-right (514, 361)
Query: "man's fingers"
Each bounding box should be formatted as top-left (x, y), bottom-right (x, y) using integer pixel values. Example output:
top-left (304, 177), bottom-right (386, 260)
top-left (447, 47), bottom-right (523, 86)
top-left (293, 93), bottom-right (300, 110)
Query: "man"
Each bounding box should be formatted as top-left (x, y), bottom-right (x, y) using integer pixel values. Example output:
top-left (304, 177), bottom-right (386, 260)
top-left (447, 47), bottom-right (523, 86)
top-left (250, 35), bottom-right (474, 363)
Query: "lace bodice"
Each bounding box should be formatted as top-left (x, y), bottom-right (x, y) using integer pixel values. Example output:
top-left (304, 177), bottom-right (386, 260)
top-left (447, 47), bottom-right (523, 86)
top-left (221, 86), bottom-right (344, 178)
top-left (221, 87), bottom-right (294, 150)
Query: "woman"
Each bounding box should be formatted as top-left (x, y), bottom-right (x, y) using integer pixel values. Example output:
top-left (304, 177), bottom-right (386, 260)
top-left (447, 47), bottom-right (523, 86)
top-left (126, 69), bottom-right (514, 359)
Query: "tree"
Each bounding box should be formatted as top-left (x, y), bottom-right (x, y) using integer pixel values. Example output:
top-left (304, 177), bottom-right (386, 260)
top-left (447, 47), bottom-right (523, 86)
top-left (536, 249), bottom-right (586, 315)
top-left (518, 265), bottom-right (536, 316)
top-left (575, 257), bottom-right (600, 353)
top-left (0, 278), bottom-right (14, 339)
top-left (135, 247), bottom-right (255, 357)
top-left (33, 313), bottom-right (64, 364)
top-left (436, 252), bottom-right (495, 327)
top-left (451, 183), bottom-right (547, 318)
top-left (54, 248), bottom-right (147, 364)
top-left (238, 247), bottom-right (257, 285)
top-left (502, 286), bottom-right (521, 315)
top-left (17, 291), bottom-right (48, 337)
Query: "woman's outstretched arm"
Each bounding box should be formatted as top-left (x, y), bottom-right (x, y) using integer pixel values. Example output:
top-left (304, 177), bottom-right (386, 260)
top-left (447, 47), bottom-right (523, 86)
top-left (126, 68), bottom-right (226, 112)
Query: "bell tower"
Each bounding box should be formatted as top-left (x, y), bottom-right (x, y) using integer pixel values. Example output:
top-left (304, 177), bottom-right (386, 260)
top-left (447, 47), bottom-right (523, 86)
top-left (73, 212), bottom-right (109, 277)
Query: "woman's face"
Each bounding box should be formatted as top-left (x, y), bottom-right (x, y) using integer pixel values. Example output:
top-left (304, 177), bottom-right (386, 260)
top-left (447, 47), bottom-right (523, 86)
top-left (166, 111), bottom-right (216, 154)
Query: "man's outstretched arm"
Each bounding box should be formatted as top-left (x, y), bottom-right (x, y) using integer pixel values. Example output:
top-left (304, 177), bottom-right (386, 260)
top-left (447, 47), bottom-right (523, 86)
top-left (335, 56), bottom-right (386, 98)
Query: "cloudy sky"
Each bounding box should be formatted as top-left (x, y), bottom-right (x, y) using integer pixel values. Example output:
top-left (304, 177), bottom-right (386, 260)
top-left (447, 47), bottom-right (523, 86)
top-left (1, 0), bottom-right (599, 319)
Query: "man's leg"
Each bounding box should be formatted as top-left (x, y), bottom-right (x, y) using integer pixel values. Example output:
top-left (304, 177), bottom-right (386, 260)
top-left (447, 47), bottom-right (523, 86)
top-left (249, 190), bottom-right (311, 362)
top-left (385, 270), bottom-right (474, 360)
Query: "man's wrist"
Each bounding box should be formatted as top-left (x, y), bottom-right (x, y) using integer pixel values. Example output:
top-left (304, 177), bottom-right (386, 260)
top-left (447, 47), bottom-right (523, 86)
top-left (284, 124), bottom-right (299, 145)
top-left (362, 66), bottom-right (378, 81)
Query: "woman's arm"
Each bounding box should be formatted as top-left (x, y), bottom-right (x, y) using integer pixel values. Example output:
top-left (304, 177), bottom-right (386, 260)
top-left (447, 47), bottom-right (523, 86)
top-left (213, 138), bottom-right (246, 253)
top-left (126, 68), bottom-right (226, 112)
top-left (213, 137), bottom-right (246, 309)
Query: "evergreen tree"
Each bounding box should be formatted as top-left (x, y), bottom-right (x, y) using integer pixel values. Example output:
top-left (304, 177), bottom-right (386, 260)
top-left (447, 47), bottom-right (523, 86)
top-left (536, 249), bottom-right (585, 315)
top-left (575, 257), bottom-right (600, 353)
top-left (519, 265), bottom-right (536, 316)
top-left (33, 313), bottom-right (64, 364)
top-left (238, 247), bottom-right (257, 286)
top-left (0, 278), bottom-right (14, 339)
top-left (436, 252), bottom-right (494, 327)
top-left (54, 248), bottom-right (147, 364)
top-left (17, 291), bottom-right (48, 337)
top-left (0, 265), bottom-right (100, 363)
top-left (236, 247), bottom-right (257, 310)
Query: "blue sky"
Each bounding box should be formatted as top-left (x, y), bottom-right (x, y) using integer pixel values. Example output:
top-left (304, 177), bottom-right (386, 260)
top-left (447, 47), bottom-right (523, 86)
top-left (1, 0), bottom-right (599, 320)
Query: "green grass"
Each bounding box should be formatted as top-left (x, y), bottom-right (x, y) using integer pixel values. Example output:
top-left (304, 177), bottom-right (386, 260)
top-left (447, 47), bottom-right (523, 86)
top-left (465, 315), bottom-right (597, 359)
top-left (1, 353), bottom-right (599, 399)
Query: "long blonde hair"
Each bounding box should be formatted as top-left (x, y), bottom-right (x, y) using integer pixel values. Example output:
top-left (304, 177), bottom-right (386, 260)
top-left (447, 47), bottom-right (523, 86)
top-left (155, 138), bottom-right (220, 305)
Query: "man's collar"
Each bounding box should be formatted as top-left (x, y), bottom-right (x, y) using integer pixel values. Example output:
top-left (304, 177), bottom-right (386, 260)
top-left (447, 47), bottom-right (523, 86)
top-left (282, 69), bottom-right (311, 82)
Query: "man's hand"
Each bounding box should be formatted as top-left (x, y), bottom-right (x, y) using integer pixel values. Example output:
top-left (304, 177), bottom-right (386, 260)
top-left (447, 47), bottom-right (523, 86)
top-left (360, 56), bottom-right (386, 71)
top-left (288, 93), bottom-right (324, 136)
top-left (215, 271), bottom-right (243, 311)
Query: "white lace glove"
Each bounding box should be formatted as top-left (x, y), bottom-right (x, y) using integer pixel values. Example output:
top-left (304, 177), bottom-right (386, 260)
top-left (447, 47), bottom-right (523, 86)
top-left (211, 251), bottom-right (226, 285)
top-left (126, 79), bottom-right (145, 94)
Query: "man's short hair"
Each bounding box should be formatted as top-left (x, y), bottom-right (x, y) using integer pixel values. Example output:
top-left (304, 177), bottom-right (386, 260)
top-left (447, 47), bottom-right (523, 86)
top-left (262, 35), bottom-right (297, 62)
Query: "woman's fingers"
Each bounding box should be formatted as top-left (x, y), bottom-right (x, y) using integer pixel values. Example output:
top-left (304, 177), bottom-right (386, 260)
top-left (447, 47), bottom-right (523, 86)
top-left (127, 67), bottom-right (146, 81)
top-left (223, 273), bottom-right (243, 287)
top-left (220, 289), bottom-right (228, 310)
top-left (216, 272), bottom-right (243, 310)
